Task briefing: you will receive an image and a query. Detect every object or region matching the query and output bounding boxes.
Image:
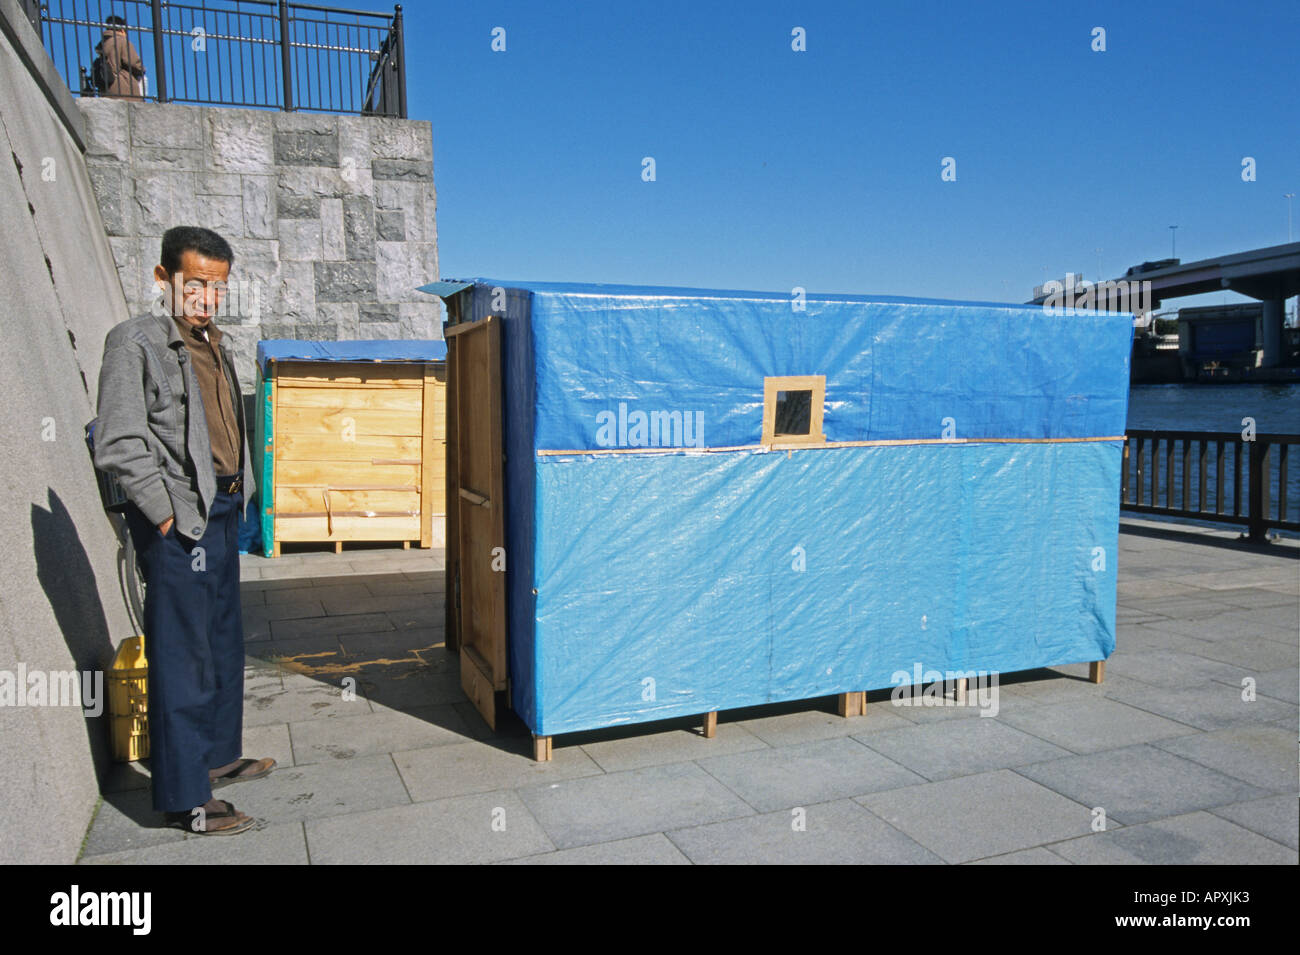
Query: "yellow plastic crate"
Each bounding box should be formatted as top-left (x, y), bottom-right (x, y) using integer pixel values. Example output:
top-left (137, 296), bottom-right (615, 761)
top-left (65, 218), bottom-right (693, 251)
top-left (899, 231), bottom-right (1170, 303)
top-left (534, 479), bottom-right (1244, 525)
top-left (108, 636), bottom-right (149, 762)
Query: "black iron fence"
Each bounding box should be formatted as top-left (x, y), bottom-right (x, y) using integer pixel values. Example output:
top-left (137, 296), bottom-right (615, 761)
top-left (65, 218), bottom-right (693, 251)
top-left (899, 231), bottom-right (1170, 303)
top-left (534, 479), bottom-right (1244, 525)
top-left (34, 0), bottom-right (405, 117)
top-left (1121, 429), bottom-right (1298, 539)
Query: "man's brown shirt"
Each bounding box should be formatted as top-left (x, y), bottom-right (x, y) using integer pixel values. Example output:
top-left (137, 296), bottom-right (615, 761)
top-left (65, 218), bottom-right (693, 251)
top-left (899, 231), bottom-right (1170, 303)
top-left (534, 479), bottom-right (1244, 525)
top-left (172, 315), bottom-right (241, 476)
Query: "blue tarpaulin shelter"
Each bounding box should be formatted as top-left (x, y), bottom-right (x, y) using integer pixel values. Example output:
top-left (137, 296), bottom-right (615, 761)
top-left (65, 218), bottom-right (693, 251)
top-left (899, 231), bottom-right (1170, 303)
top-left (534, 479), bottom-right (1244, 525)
top-left (423, 279), bottom-right (1133, 751)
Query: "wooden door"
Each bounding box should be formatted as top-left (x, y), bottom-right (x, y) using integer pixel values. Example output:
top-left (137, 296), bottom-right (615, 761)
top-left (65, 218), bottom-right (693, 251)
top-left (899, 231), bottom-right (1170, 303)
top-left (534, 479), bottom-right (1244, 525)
top-left (445, 316), bottom-right (508, 728)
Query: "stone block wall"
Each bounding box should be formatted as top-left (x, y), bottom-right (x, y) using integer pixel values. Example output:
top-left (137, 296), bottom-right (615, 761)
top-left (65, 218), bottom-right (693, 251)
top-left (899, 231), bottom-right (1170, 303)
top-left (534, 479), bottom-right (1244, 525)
top-left (76, 99), bottom-right (441, 391)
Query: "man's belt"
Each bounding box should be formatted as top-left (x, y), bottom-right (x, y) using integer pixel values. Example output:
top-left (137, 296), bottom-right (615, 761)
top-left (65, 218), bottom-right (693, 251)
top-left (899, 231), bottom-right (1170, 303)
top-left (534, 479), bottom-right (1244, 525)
top-left (215, 475), bottom-right (243, 494)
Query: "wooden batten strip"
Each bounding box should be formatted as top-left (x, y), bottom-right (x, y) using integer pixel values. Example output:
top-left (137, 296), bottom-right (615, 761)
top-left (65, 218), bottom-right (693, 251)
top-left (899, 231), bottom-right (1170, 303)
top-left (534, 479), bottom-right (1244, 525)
top-left (536, 435), bottom-right (1127, 457)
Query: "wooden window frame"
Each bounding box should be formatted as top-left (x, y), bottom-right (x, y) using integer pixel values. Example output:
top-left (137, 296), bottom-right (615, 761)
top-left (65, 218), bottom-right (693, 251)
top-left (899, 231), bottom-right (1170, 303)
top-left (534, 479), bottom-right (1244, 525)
top-left (762, 375), bottom-right (826, 448)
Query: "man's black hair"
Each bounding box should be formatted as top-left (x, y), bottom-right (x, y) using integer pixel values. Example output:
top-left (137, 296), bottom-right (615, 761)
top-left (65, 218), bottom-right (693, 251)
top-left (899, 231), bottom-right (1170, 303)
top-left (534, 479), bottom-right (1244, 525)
top-left (104, 14), bottom-right (127, 26)
top-left (160, 226), bottom-right (234, 276)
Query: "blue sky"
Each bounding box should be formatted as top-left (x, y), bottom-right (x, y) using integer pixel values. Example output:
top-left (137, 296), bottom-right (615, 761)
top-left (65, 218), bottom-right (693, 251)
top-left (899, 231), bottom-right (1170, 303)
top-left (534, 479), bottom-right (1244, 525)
top-left (393, 0), bottom-right (1297, 308)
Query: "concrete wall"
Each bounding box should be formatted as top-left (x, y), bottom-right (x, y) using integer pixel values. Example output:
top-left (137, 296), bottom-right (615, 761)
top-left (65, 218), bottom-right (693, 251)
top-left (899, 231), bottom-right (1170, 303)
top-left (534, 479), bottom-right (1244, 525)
top-left (0, 0), bottom-right (138, 863)
top-left (0, 0), bottom-right (441, 861)
top-left (77, 98), bottom-right (441, 391)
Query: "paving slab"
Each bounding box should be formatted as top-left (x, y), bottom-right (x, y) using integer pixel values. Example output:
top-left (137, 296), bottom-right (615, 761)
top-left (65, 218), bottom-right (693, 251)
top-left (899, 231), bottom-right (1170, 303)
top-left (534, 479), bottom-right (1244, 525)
top-left (1185, 637), bottom-right (1298, 673)
top-left (1045, 811), bottom-right (1296, 865)
top-left (666, 798), bottom-right (943, 864)
top-left (1151, 724), bottom-right (1297, 794)
top-left (289, 704), bottom-right (474, 765)
top-left (1103, 677), bottom-right (1297, 732)
top-left (995, 698), bottom-right (1195, 754)
top-left (79, 788), bottom-right (190, 858)
top-left (855, 716), bottom-right (1072, 781)
top-left (1202, 587), bottom-right (1300, 610)
top-left (498, 833), bottom-right (691, 865)
top-left (393, 739), bottom-right (604, 802)
top-left (1208, 795), bottom-right (1299, 850)
top-left (242, 669), bottom-right (368, 726)
top-left (578, 722), bottom-right (768, 773)
top-left (232, 752), bottom-right (412, 824)
top-left (965, 846), bottom-right (1072, 864)
top-left (856, 769), bottom-right (1095, 864)
top-left (265, 582), bottom-right (375, 605)
top-left (1104, 648), bottom-right (1250, 688)
top-left (1016, 744), bottom-right (1269, 826)
top-left (1138, 595), bottom-right (1242, 621)
top-left (269, 611), bottom-right (394, 641)
top-left (695, 736), bottom-right (926, 812)
top-left (1215, 666), bottom-right (1299, 705)
top-left (994, 672), bottom-right (1110, 707)
top-left (306, 791), bottom-right (553, 864)
top-left (242, 720), bottom-right (294, 770)
top-left (516, 762), bottom-right (755, 850)
top-left (737, 704), bottom-right (912, 746)
top-left (360, 666), bottom-right (468, 709)
top-left (359, 576), bottom-right (442, 597)
top-left (82, 821), bottom-right (310, 865)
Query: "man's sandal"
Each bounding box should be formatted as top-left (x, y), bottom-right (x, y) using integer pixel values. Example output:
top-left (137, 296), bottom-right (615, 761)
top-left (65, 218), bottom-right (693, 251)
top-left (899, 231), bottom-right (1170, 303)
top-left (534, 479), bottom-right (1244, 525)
top-left (209, 757), bottom-right (276, 788)
top-left (164, 800), bottom-right (254, 835)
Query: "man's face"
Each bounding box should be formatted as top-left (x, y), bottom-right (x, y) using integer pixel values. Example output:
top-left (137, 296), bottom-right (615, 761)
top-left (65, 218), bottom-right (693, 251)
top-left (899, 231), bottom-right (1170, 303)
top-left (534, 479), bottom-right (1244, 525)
top-left (154, 249), bottom-right (230, 327)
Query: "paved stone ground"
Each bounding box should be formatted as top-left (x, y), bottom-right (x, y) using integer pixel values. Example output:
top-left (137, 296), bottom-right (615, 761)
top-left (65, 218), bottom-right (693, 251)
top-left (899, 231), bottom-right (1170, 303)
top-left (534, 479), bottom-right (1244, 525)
top-left (81, 519), bottom-right (1298, 864)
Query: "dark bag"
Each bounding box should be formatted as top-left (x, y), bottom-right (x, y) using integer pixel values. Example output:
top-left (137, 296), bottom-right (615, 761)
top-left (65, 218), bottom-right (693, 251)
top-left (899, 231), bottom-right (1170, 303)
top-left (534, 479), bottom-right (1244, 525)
top-left (91, 51), bottom-right (110, 91)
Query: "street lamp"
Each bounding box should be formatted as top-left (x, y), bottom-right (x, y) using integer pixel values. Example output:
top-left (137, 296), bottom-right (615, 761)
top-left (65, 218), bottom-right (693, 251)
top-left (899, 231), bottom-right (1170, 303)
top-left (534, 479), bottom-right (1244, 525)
top-left (1285, 194), bottom-right (1295, 242)
top-left (1169, 225), bottom-right (1178, 259)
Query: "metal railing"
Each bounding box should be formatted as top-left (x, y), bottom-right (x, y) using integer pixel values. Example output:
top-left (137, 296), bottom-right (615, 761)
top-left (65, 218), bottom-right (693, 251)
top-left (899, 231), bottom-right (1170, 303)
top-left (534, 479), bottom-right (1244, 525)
top-left (1121, 429), bottom-right (1298, 539)
top-left (34, 0), bottom-right (405, 117)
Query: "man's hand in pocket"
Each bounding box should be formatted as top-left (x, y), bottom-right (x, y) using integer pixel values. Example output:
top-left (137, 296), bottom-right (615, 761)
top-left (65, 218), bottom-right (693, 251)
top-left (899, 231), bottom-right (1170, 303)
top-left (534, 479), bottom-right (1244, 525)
top-left (158, 516), bottom-right (174, 537)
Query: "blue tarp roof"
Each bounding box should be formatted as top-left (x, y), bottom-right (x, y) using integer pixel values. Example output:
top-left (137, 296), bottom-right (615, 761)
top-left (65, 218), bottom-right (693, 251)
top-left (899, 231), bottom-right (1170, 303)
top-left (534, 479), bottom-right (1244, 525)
top-left (256, 339), bottom-right (446, 373)
top-left (422, 278), bottom-right (1048, 312)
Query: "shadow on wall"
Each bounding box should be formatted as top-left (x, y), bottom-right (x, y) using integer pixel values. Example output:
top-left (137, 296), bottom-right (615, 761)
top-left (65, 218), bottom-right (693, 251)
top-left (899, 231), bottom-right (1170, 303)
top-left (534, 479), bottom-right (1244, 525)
top-left (30, 487), bottom-right (125, 783)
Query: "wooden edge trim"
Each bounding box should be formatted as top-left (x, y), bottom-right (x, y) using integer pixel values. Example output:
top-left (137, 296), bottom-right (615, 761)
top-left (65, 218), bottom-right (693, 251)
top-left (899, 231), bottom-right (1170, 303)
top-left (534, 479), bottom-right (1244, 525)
top-left (443, 315), bottom-right (497, 338)
top-left (536, 435), bottom-right (1128, 457)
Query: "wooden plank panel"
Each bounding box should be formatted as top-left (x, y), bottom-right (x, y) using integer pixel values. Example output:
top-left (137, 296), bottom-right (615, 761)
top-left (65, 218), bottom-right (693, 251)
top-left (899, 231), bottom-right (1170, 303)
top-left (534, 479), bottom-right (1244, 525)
top-left (275, 433), bottom-right (423, 461)
top-left (276, 406), bottom-right (423, 437)
top-left (275, 460), bottom-right (420, 487)
top-left (277, 387), bottom-right (425, 413)
top-left (445, 335), bottom-right (460, 652)
top-left (275, 487), bottom-right (421, 514)
top-left (453, 316), bottom-right (508, 729)
top-left (421, 369), bottom-right (437, 548)
top-left (274, 514), bottom-right (422, 541)
top-left (274, 360), bottom-right (425, 384)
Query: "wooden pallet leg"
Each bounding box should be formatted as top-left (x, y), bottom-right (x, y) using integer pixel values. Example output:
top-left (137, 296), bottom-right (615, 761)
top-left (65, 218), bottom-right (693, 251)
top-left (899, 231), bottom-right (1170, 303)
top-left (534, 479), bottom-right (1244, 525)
top-left (271, 540), bottom-right (281, 558)
top-left (532, 735), bottom-right (552, 762)
top-left (1089, 660), bottom-right (1105, 684)
top-left (954, 677), bottom-right (968, 706)
top-left (837, 691), bottom-right (864, 717)
top-left (403, 540), bottom-right (411, 550)
top-left (702, 711), bottom-right (717, 738)
top-left (334, 540), bottom-right (342, 554)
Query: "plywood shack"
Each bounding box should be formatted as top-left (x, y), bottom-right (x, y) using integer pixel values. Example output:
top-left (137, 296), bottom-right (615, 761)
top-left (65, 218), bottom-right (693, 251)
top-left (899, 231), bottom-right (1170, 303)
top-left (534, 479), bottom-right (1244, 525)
top-left (255, 340), bottom-right (447, 557)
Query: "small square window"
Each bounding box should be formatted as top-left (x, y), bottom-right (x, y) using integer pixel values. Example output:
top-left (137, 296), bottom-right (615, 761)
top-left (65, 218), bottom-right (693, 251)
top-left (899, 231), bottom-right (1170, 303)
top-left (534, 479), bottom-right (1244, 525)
top-left (762, 375), bottom-right (825, 447)
top-left (775, 390), bottom-right (813, 436)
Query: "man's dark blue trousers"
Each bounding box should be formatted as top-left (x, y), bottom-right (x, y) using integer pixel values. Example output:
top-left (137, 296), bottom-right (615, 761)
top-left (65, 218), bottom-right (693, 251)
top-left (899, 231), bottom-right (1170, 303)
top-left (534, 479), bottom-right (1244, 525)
top-left (124, 481), bottom-right (244, 812)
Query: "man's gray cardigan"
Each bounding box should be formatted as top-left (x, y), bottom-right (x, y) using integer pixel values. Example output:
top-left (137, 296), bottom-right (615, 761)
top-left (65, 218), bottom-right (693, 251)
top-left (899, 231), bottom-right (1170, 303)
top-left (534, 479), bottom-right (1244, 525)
top-left (93, 311), bottom-right (256, 540)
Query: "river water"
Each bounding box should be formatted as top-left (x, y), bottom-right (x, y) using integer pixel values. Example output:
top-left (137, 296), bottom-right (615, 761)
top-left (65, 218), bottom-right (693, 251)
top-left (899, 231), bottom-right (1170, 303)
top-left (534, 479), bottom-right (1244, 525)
top-left (1125, 383), bottom-right (1298, 535)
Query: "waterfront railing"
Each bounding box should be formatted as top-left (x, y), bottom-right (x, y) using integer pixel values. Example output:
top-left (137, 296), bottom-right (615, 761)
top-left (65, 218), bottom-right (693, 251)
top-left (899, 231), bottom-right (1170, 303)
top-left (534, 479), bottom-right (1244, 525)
top-left (1122, 430), bottom-right (1298, 539)
top-left (34, 0), bottom-right (406, 117)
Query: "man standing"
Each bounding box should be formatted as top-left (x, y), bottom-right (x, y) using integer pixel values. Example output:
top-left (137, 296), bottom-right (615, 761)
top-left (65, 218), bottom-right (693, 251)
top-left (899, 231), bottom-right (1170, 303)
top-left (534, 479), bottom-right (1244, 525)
top-left (93, 14), bottom-right (146, 101)
top-left (94, 227), bottom-right (273, 835)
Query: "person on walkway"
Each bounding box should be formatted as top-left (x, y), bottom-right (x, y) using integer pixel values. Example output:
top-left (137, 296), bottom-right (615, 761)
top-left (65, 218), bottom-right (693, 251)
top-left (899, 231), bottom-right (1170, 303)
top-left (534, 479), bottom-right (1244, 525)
top-left (94, 226), bottom-right (273, 835)
top-left (93, 14), bottom-right (145, 101)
